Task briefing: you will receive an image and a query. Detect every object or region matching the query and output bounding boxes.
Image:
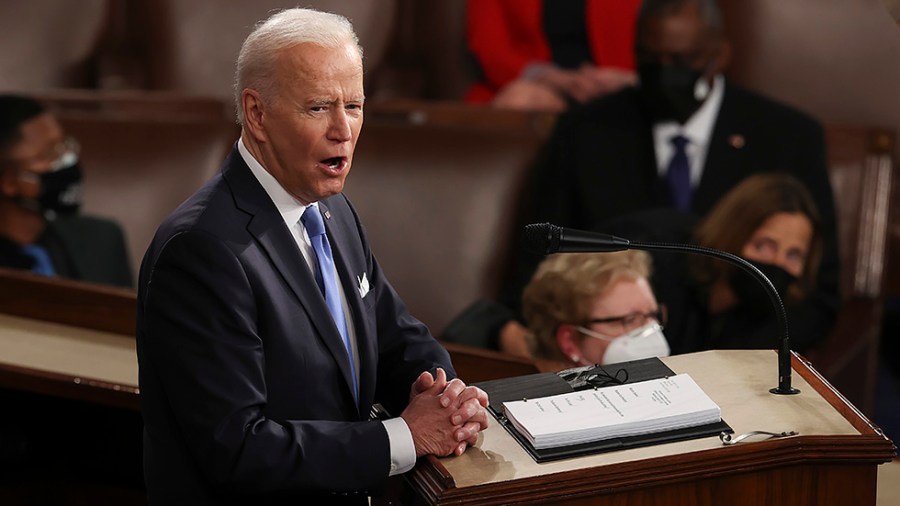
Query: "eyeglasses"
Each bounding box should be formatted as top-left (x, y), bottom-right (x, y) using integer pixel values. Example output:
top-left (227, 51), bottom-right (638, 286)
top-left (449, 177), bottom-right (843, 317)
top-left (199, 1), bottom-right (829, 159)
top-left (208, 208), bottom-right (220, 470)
top-left (46, 136), bottom-right (80, 171)
top-left (559, 365), bottom-right (630, 390)
top-left (582, 306), bottom-right (667, 336)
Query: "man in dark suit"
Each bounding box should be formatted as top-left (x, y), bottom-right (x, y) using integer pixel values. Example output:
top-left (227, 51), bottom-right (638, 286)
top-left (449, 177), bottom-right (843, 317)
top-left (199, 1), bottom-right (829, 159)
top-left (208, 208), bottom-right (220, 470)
top-left (477, 0), bottom-right (839, 355)
top-left (136, 8), bottom-right (488, 505)
top-left (0, 94), bottom-right (132, 287)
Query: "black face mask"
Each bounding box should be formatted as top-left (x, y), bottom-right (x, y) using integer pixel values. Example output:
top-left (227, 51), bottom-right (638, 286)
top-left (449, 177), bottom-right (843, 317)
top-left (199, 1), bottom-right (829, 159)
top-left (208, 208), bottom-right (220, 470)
top-left (728, 260), bottom-right (798, 316)
top-left (38, 161), bottom-right (83, 219)
top-left (637, 62), bottom-right (708, 124)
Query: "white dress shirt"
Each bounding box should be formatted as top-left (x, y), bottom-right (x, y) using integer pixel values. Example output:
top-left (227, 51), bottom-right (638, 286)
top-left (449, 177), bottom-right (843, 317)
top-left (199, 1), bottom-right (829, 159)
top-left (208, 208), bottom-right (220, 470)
top-left (652, 74), bottom-right (725, 188)
top-left (238, 138), bottom-right (417, 476)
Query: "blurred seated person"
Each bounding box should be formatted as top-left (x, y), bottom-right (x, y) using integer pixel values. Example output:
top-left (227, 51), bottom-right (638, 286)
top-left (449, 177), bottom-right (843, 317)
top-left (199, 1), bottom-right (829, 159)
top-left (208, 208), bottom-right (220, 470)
top-left (494, 0), bottom-right (838, 347)
top-left (445, 172), bottom-right (830, 357)
top-left (0, 94), bottom-right (132, 287)
top-left (518, 250), bottom-right (669, 371)
top-left (465, 0), bottom-right (640, 111)
top-left (666, 173), bottom-right (826, 353)
top-left (445, 0), bottom-right (837, 353)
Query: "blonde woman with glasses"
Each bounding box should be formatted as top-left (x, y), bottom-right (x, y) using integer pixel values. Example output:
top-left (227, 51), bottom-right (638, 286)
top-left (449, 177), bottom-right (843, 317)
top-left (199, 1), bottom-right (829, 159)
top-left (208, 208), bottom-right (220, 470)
top-left (522, 250), bottom-right (670, 370)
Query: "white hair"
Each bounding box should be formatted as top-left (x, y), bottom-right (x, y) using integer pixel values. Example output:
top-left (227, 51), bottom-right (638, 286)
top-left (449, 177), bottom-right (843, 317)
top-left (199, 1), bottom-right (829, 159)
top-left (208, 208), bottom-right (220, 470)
top-left (234, 8), bottom-right (362, 125)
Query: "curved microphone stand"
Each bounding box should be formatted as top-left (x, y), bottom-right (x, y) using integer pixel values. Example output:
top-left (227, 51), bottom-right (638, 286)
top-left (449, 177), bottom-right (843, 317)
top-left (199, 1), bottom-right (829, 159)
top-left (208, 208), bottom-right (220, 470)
top-left (524, 222), bottom-right (799, 395)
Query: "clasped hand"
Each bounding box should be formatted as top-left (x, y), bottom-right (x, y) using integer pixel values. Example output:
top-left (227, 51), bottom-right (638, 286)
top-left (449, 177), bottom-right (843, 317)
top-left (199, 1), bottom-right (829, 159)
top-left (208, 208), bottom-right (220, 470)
top-left (400, 368), bottom-right (490, 457)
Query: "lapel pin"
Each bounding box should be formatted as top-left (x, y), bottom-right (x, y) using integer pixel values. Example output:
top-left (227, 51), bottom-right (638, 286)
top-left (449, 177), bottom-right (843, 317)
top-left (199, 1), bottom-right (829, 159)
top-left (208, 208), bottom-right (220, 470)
top-left (729, 134), bottom-right (745, 149)
top-left (324, 210), bottom-right (331, 220)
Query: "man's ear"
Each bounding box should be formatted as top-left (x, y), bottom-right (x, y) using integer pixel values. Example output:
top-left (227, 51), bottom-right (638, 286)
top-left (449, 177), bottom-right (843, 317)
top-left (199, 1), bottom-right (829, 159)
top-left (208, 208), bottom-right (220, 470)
top-left (556, 324), bottom-right (582, 362)
top-left (241, 89), bottom-right (268, 144)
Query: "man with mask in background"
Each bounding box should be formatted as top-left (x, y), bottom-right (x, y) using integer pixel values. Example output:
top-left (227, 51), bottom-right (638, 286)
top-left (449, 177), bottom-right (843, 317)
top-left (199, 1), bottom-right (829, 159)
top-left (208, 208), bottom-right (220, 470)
top-left (0, 95), bottom-right (140, 497)
top-left (446, 0), bottom-right (838, 357)
top-left (0, 94), bottom-right (132, 287)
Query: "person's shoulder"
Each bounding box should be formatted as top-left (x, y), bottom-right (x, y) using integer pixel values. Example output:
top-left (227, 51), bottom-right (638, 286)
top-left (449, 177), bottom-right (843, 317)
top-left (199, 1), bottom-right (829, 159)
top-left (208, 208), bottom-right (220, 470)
top-left (159, 174), bottom-right (226, 237)
top-left (138, 173), bottom-right (240, 284)
top-left (50, 214), bottom-right (123, 234)
top-left (46, 215), bottom-right (127, 256)
top-left (140, 170), bottom-right (238, 277)
top-left (554, 86), bottom-right (644, 132)
top-left (723, 81), bottom-right (823, 132)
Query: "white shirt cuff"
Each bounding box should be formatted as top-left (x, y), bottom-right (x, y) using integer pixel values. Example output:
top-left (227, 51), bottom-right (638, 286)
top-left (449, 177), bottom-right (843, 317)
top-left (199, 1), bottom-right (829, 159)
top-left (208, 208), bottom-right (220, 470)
top-left (382, 417), bottom-right (416, 476)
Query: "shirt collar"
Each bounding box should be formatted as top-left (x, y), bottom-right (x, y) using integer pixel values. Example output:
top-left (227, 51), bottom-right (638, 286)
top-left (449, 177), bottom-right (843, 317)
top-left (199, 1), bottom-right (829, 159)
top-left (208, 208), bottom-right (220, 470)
top-left (238, 137), bottom-right (315, 228)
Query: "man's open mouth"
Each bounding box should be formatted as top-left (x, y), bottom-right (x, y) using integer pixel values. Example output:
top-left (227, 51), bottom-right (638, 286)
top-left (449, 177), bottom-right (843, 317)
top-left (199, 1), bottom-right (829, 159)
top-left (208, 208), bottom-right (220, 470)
top-left (321, 157), bottom-right (344, 169)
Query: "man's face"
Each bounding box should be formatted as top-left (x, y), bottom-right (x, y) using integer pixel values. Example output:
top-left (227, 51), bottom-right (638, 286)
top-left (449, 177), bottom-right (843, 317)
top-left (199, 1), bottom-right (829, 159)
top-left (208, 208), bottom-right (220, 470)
top-left (253, 41), bottom-right (364, 205)
top-left (1, 112), bottom-right (67, 200)
top-left (635, 2), bottom-right (724, 78)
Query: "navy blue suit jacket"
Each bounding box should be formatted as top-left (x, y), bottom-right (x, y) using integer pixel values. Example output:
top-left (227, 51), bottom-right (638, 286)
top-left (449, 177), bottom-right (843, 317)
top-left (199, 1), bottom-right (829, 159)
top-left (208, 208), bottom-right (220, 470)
top-left (136, 146), bottom-right (453, 504)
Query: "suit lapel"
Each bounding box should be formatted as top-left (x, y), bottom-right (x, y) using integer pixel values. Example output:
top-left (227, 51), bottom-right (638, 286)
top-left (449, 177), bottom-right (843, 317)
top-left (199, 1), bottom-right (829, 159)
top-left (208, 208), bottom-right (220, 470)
top-left (638, 121), bottom-right (671, 208)
top-left (222, 153), bottom-right (359, 408)
top-left (618, 93), bottom-right (670, 211)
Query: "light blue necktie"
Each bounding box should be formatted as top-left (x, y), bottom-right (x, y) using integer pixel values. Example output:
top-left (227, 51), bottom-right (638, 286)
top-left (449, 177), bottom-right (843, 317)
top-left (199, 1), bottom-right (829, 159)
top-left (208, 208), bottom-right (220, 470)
top-left (21, 244), bottom-right (56, 277)
top-left (666, 135), bottom-right (692, 212)
top-left (301, 206), bottom-right (357, 401)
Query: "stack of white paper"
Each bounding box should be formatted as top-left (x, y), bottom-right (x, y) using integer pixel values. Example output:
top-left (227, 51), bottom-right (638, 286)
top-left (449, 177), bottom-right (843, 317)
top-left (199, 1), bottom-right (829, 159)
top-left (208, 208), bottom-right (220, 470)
top-left (502, 374), bottom-right (720, 450)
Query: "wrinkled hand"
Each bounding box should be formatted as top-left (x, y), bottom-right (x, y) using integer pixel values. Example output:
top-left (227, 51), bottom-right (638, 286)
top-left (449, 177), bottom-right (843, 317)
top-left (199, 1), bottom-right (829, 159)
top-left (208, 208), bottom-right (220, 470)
top-left (437, 378), bottom-right (490, 453)
top-left (409, 367), bottom-right (438, 400)
top-left (402, 368), bottom-right (490, 457)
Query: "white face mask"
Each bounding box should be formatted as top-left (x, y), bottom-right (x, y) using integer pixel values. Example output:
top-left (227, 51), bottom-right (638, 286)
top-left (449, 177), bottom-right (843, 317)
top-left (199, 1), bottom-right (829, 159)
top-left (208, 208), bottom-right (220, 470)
top-left (576, 322), bottom-right (671, 365)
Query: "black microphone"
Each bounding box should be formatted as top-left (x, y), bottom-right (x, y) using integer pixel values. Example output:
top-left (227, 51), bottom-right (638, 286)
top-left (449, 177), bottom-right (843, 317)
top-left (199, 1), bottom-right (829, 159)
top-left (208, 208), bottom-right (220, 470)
top-left (524, 222), bottom-right (799, 395)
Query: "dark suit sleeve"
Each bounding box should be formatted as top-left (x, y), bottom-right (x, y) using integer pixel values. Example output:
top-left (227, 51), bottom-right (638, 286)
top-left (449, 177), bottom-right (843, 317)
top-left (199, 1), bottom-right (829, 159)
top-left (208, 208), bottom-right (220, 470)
top-left (141, 229), bottom-right (391, 496)
top-left (369, 255), bottom-right (456, 415)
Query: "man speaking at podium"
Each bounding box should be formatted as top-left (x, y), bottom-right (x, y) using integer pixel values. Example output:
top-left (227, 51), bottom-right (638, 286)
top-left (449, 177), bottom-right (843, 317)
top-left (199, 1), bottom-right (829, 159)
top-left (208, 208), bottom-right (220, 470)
top-left (135, 8), bottom-right (488, 505)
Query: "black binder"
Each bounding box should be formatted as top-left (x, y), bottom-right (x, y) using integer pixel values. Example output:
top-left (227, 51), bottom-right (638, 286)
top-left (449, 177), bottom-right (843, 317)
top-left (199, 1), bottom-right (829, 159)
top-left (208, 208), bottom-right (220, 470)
top-left (475, 357), bottom-right (732, 463)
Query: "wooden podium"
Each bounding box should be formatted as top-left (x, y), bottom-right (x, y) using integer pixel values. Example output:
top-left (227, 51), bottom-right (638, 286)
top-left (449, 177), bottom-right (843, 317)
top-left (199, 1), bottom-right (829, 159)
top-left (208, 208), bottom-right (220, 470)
top-left (408, 350), bottom-right (896, 505)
